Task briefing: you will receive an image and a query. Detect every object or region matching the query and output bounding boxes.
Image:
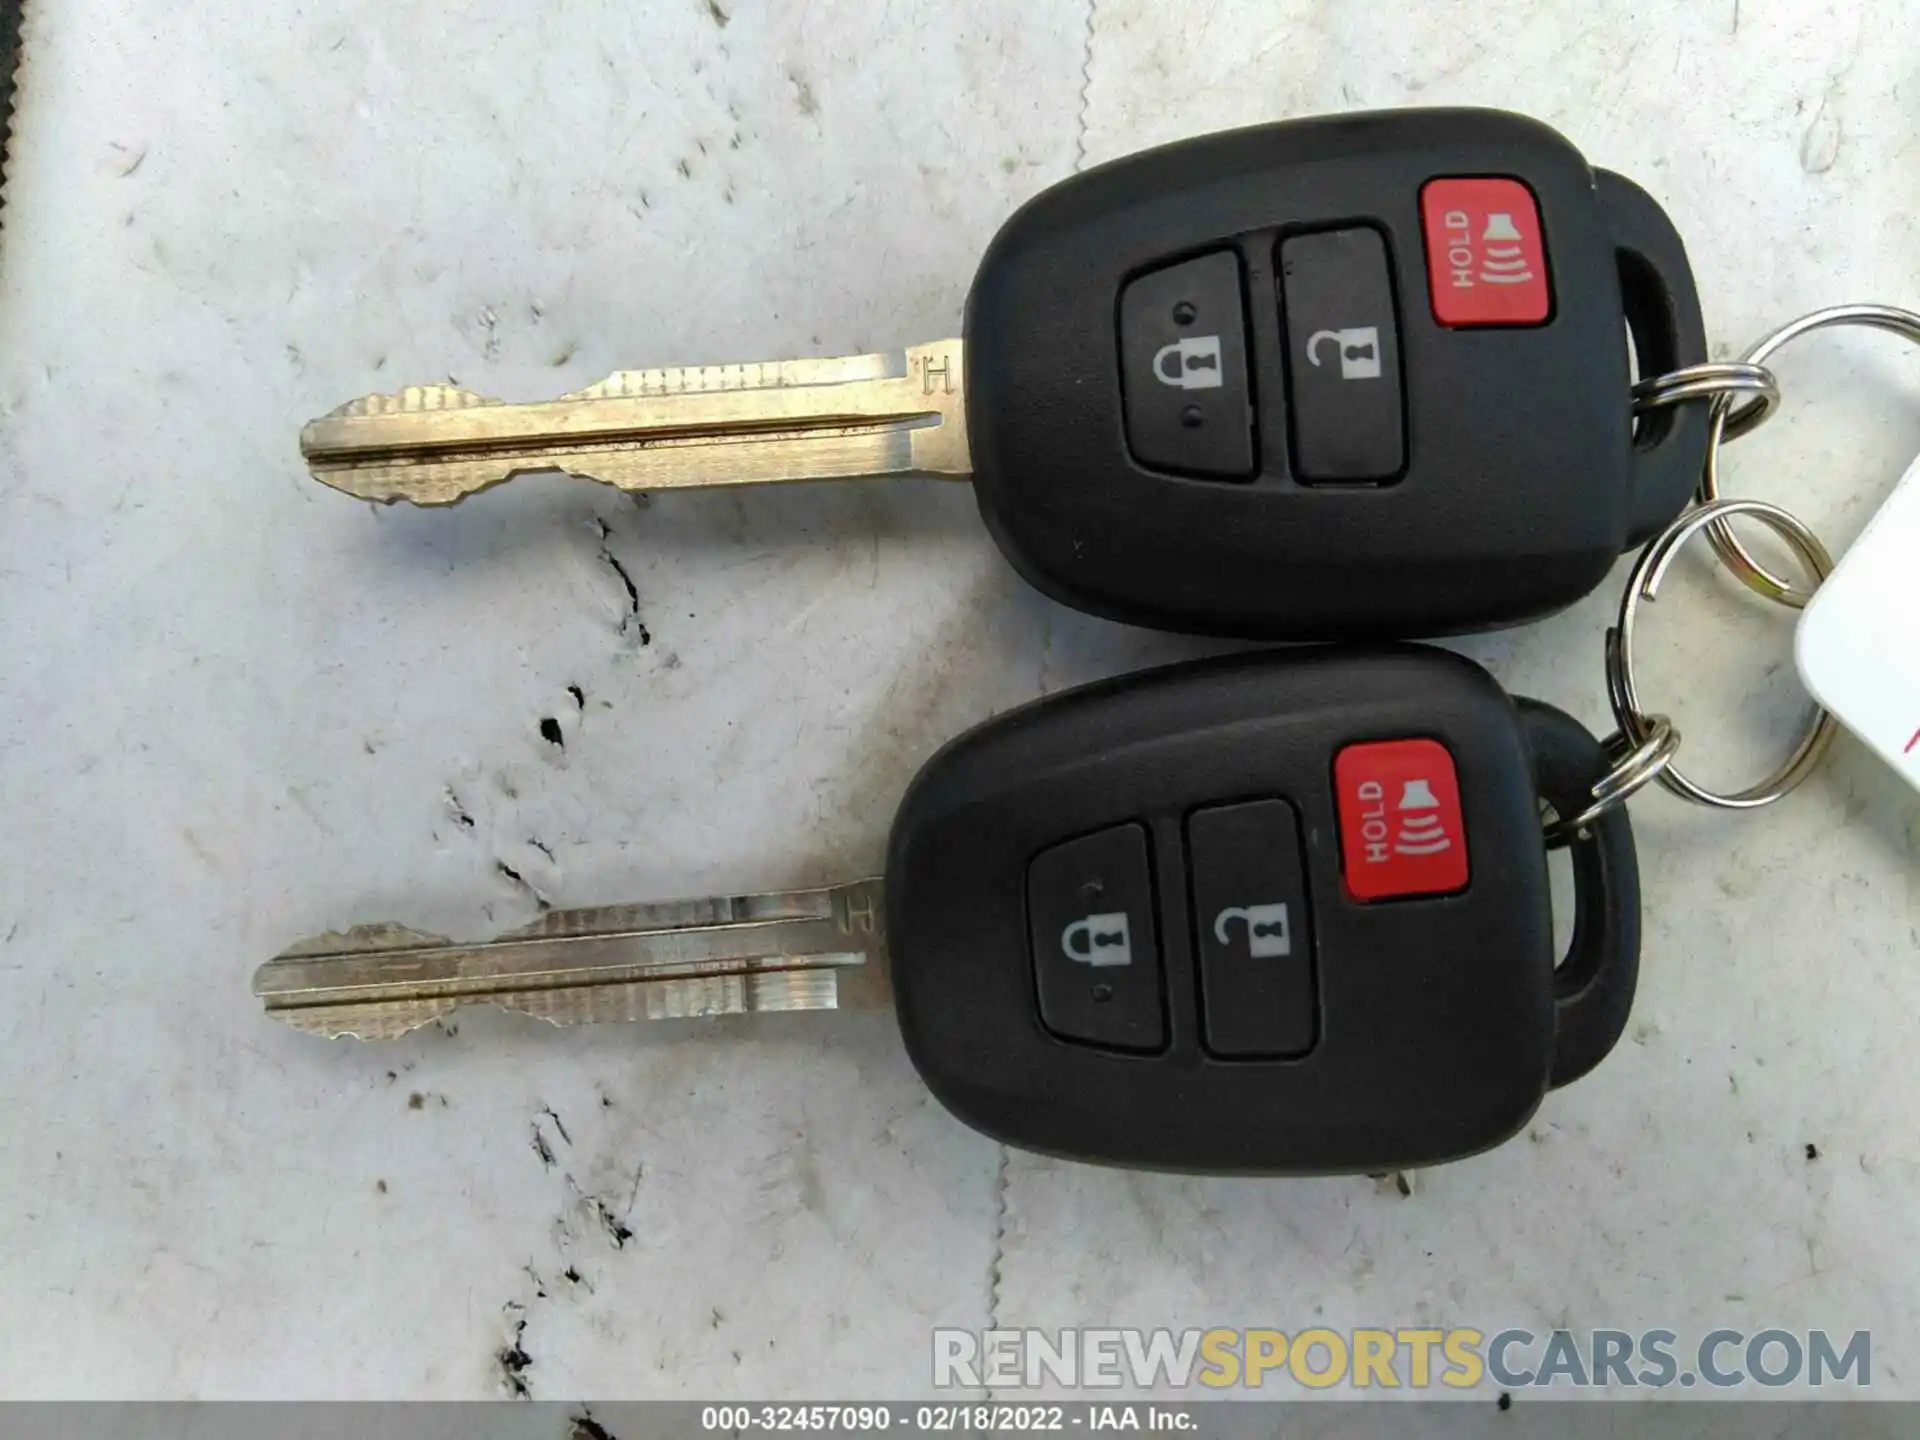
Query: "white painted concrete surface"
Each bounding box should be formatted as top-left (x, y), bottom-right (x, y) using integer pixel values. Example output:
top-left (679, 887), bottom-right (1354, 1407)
top-left (0, 0), bottom-right (1913, 1401)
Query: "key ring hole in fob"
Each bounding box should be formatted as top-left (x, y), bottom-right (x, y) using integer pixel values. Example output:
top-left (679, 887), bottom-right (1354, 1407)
top-left (1597, 168), bottom-right (1713, 549)
top-left (1540, 811), bottom-right (1578, 969)
top-left (1517, 700), bottom-right (1641, 1089)
top-left (1618, 249), bottom-right (1673, 454)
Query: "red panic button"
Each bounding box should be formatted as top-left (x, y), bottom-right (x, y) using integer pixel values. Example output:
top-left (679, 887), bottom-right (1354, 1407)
top-left (1335, 739), bottom-right (1470, 901)
top-left (1420, 177), bottom-right (1551, 327)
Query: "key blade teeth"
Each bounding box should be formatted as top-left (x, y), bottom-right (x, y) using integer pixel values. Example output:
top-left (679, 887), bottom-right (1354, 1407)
top-left (274, 922), bottom-right (453, 961)
top-left (491, 970), bottom-right (852, 1026)
top-left (560, 352), bottom-right (898, 402)
top-left (295, 339), bottom-right (970, 506)
top-left (265, 969), bottom-right (861, 1039)
top-left (305, 457), bottom-right (527, 507)
top-left (320, 384), bottom-right (503, 420)
top-left (302, 385), bottom-right (523, 507)
top-left (256, 924), bottom-right (464, 1037)
top-left (302, 384), bottom-right (505, 456)
top-left (251, 880), bottom-right (890, 1041)
top-left (267, 997), bottom-right (461, 1041)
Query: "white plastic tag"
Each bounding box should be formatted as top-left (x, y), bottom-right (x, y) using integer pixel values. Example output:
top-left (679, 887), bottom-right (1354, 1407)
top-left (1795, 453), bottom-right (1920, 787)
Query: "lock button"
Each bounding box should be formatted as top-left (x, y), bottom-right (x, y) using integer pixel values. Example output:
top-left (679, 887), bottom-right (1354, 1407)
top-left (1118, 250), bottom-right (1256, 478)
top-left (1027, 823), bottom-right (1167, 1052)
top-left (1279, 227), bottom-right (1406, 483)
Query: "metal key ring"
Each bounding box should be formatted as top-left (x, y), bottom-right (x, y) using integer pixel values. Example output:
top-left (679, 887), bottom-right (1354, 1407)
top-left (1700, 304), bottom-right (1920, 605)
top-left (1631, 361), bottom-right (1780, 437)
top-left (1543, 714), bottom-right (1681, 847)
top-left (1607, 498), bottom-right (1838, 810)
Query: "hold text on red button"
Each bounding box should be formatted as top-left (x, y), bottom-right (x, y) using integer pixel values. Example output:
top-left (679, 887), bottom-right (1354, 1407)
top-left (1421, 177), bottom-right (1551, 328)
top-left (1335, 739), bottom-right (1470, 901)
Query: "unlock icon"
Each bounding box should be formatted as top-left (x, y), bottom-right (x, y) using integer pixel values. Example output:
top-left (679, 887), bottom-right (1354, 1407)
top-left (1306, 327), bottom-right (1383, 381)
top-left (1061, 912), bottom-right (1134, 967)
top-left (1213, 903), bottom-right (1292, 958)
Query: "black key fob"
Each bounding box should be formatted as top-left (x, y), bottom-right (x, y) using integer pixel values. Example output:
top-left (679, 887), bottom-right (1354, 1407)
top-left (885, 644), bottom-right (1640, 1175)
top-left (964, 107), bottom-right (1708, 639)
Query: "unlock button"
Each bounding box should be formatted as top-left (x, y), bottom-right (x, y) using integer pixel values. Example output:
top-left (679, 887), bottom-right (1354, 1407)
top-left (1280, 227), bottom-right (1406, 483)
top-left (1190, 799), bottom-right (1317, 1058)
top-left (1028, 824), bottom-right (1166, 1053)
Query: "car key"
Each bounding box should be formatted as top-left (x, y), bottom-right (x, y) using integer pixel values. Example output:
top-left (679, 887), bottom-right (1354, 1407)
top-left (256, 644), bottom-right (1640, 1175)
top-left (298, 106), bottom-right (1708, 640)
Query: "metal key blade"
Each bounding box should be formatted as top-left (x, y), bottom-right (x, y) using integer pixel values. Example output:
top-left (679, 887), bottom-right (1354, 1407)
top-left (254, 878), bottom-right (889, 1039)
top-left (301, 341), bottom-right (969, 505)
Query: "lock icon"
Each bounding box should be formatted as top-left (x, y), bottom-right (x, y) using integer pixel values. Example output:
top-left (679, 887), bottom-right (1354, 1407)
top-left (1060, 912), bottom-right (1134, 967)
top-left (1305, 327), bottom-right (1383, 381)
top-left (1151, 335), bottom-right (1225, 390)
top-left (1212, 903), bottom-right (1292, 958)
